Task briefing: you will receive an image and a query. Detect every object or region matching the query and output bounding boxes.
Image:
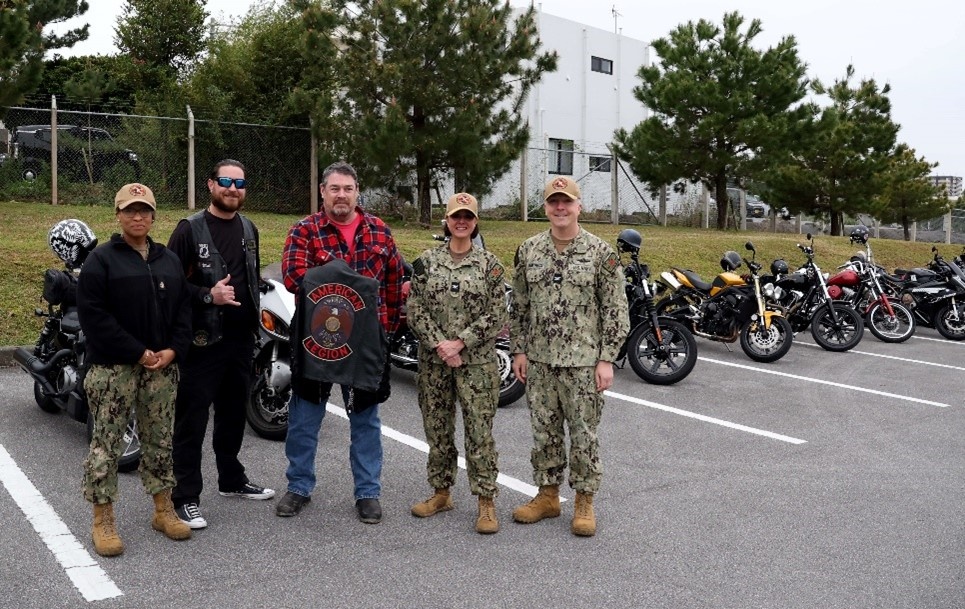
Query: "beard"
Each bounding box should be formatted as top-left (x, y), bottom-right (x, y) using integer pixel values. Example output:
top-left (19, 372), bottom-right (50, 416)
top-left (211, 190), bottom-right (244, 213)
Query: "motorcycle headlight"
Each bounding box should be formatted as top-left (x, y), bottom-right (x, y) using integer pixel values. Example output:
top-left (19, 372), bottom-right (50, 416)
top-left (260, 309), bottom-right (290, 340)
top-left (762, 283), bottom-right (775, 298)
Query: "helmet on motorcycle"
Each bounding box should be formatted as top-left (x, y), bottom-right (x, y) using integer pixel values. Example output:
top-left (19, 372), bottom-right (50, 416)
top-left (616, 229), bottom-right (642, 253)
top-left (48, 219), bottom-right (97, 269)
top-left (849, 225), bottom-right (870, 244)
top-left (770, 259), bottom-right (789, 276)
top-left (720, 250), bottom-right (741, 272)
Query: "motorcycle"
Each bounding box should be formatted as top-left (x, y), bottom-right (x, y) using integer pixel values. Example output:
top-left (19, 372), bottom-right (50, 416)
top-left (244, 251), bottom-right (527, 441)
top-left (13, 220), bottom-right (141, 471)
top-left (765, 233), bottom-right (864, 352)
top-left (824, 226), bottom-right (916, 343)
top-left (613, 229), bottom-right (698, 384)
top-left (885, 246), bottom-right (965, 340)
top-left (656, 242), bottom-right (794, 363)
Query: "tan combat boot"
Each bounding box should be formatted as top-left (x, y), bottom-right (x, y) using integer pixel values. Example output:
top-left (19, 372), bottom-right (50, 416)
top-left (92, 502), bottom-right (124, 557)
top-left (151, 490), bottom-right (191, 541)
top-left (475, 496), bottom-right (499, 534)
top-left (411, 488), bottom-right (453, 518)
top-left (571, 492), bottom-right (596, 537)
top-left (512, 485), bottom-right (561, 523)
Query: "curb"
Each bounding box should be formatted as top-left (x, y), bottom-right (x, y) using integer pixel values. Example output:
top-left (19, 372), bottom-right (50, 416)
top-left (0, 346), bottom-right (25, 368)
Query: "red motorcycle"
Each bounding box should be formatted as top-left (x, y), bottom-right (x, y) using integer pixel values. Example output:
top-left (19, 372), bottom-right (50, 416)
top-left (826, 226), bottom-right (916, 343)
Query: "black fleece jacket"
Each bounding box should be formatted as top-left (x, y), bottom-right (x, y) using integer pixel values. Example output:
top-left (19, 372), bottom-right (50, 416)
top-left (78, 233), bottom-right (192, 366)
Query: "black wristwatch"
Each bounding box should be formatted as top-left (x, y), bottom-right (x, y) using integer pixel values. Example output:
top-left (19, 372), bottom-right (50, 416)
top-left (202, 290), bottom-right (213, 304)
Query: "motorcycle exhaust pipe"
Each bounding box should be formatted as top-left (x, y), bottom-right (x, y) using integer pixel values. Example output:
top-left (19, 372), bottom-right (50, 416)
top-left (13, 346), bottom-right (72, 375)
top-left (389, 353), bottom-right (419, 366)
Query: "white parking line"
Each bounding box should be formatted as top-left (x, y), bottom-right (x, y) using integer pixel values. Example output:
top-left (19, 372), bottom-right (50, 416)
top-left (0, 444), bottom-right (123, 602)
top-left (913, 334), bottom-right (965, 345)
top-left (325, 403), bottom-right (549, 499)
top-left (699, 356), bottom-right (951, 407)
top-left (797, 340), bottom-right (965, 371)
top-left (603, 390), bottom-right (808, 444)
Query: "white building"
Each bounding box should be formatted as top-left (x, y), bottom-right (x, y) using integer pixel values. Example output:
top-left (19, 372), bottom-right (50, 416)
top-left (929, 175), bottom-right (962, 199)
top-left (482, 8), bottom-right (653, 214)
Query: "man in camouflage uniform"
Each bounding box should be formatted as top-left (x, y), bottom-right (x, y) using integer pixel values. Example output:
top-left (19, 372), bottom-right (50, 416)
top-left (407, 193), bottom-right (508, 534)
top-left (510, 176), bottom-right (629, 537)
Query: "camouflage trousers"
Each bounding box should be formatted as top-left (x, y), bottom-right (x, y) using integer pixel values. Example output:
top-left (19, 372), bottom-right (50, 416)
top-left (416, 360), bottom-right (499, 497)
top-left (525, 362), bottom-right (603, 494)
top-left (82, 363), bottom-right (179, 504)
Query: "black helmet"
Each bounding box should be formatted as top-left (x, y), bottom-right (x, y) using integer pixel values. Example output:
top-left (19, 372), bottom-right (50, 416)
top-left (720, 250), bottom-right (741, 272)
top-left (770, 259), bottom-right (789, 276)
top-left (849, 225), bottom-right (870, 244)
top-left (48, 219), bottom-right (97, 269)
top-left (616, 229), bottom-right (642, 253)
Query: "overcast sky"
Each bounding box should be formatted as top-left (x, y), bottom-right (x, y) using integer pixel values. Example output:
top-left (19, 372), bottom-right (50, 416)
top-left (55, 0), bottom-right (965, 180)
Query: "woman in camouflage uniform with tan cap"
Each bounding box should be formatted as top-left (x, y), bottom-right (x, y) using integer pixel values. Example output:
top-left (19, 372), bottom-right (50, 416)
top-left (407, 192), bottom-right (508, 534)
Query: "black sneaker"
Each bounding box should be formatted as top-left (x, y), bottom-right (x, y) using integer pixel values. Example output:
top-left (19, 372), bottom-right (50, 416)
top-left (356, 498), bottom-right (382, 524)
top-left (219, 482), bottom-right (276, 500)
top-left (276, 491), bottom-right (310, 517)
top-left (175, 503), bottom-right (208, 529)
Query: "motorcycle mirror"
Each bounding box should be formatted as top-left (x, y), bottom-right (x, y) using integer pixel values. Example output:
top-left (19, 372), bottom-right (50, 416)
top-left (806, 233), bottom-right (813, 240)
top-left (744, 242), bottom-right (755, 253)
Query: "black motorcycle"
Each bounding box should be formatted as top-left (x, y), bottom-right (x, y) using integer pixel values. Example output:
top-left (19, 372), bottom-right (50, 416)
top-left (885, 246), bottom-right (965, 340)
top-left (613, 229), bottom-right (698, 384)
top-left (765, 233), bottom-right (864, 352)
top-left (14, 220), bottom-right (141, 471)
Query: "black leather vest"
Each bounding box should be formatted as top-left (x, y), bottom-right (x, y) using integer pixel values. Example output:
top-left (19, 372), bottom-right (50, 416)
top-left (184, 211), bottom-right (259, 346)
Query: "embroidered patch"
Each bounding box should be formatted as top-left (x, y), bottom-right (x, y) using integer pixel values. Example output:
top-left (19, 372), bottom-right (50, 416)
top-left (490, 263), bottom-right (505, 281)
top-left (604, 252), bottom-right (619, 271)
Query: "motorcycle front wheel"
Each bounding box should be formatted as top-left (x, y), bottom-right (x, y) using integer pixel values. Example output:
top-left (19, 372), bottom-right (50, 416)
top-left (86, 412), bottom-right (141, 473)
top-left (626, 318), bottom-right (698, 385)
top-left (245, 360), bottom-right (291, 441)
top-left (866, 300), bottom-right (916, 343)
top-left (496, 346), bottom-right (525, 407)
top-left (934, 301), bottom-right (965, 340)
top-left (739, 315), bottom-right (793, 363)
top-left (810, 302), bottom-right (864, 351)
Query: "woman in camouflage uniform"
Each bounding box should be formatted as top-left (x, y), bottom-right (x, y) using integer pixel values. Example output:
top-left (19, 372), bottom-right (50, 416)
top-left (407, 193), bottom-right (508, 534)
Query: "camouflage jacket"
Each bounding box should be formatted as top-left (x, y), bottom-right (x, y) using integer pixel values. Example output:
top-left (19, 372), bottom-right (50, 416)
top-left (511, 228), bottom-right (629, 367)
top-left (407, 244), bottom-right (508, 365)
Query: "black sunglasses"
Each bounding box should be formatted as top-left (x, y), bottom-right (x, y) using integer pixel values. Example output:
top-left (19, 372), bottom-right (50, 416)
top-left (215, 177), bottom-right (247, 189)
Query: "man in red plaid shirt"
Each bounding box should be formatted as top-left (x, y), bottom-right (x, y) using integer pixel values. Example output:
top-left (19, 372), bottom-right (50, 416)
top-left (276, 161), bottom-right (404, 524)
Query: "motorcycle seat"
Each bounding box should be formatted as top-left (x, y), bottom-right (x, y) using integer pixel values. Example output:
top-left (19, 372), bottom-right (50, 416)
top-left (61, 310), bottom-right (81, 334)
top-left (677, 269), bottom-right (712, 293)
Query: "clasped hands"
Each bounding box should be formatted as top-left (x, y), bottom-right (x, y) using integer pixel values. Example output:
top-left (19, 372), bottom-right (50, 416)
top-left (435, 338), bottom-right (465, 368)
top-left (138, 348), bottom-right (175, 371)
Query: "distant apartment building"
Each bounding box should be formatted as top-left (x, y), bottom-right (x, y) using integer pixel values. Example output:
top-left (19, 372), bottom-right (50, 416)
top-left (929, 175), bottom-right (962, 199)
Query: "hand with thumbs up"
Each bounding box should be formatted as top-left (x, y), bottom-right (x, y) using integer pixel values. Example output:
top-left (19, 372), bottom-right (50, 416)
top-left (212, 274), bottom-right (241, 306)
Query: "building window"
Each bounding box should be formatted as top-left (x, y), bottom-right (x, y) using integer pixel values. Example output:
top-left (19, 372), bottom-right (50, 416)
top-left (591, 56), bottom-right (613, 75)
top-left (548, 138), bottom-right (574, 175)
top-left (589, 156), bottom-right (611, 172)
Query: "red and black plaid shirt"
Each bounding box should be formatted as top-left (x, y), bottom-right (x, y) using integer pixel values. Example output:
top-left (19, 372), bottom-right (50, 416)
top-left (282, 207), bottom-right (404, 334)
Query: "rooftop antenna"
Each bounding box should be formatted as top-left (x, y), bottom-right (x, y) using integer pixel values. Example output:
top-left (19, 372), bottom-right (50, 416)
top-left (612, 4), bottom-right (621, 34)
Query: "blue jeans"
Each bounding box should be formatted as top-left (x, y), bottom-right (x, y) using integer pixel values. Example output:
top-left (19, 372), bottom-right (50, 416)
top-left (284, 386), bottom-right (383, 500)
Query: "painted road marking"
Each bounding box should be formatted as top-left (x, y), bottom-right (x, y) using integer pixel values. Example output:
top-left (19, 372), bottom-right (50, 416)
top-left (797, 340), bottom-right (965, 371)
top-left (699, 356), bottom-right (951, 407)
top-left (603, 390), bottom-right (808, 445)
top-left (0, 444), bottom-right (123, 602)
top-left (325, 403), bottom-right (552, 499)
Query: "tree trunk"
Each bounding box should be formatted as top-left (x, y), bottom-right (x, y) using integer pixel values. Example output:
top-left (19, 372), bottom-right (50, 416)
top-left (417, 152), bottom-right (432, 227)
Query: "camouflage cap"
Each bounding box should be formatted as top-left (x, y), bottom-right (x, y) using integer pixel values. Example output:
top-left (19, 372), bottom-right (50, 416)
top-left (543, 176), bottom-right (581, 201)
top-left (115, 183), bottom-right (157, 211)
top-left (446, 192), bottom-right (478, 217)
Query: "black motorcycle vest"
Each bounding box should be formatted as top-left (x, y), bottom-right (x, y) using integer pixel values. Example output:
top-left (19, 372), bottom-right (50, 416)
top-left (293, 259), bottom-right (386, 391)
top-left (183, 211), bottom-right (259, 346)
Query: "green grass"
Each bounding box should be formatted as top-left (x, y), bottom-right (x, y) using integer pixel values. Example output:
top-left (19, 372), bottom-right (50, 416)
top-left (0, 199), bottom-right (952, 347)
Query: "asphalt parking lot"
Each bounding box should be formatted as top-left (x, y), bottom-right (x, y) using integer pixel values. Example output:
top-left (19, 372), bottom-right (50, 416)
top-left (1, 327), bottom-right (963, 609)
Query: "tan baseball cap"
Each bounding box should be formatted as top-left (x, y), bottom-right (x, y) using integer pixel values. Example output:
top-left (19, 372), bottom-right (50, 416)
top-left (115, 183), bottom-right (157, 211)
top-left (543, 176), bottom-right (581, 201)
top-left (445, 192), bottom-right (478, 217)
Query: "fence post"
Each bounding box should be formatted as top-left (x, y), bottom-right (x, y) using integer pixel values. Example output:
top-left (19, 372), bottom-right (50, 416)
top-left (187, 106), bottom-right (195, 210)
top-left (701, 183), bottom-right (709, 229)
top-left (51, 96), bottom-right (58, 205)
top-left (659, 185), bottom-right (667, 226)
top-left (945, 210), bottom-right (952, 244)
top-left (609, 151), bottom-right (619, 225)
top-left (310, 121), bottom-right (318, 214)
top-left (910, 221), bottom-right (917, 242)
top-left (520, 147), bottom-right (528, 222)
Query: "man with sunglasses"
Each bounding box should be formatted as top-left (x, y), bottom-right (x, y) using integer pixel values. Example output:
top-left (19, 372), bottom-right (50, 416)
top-left (167, 159), bottom-right (274, 531)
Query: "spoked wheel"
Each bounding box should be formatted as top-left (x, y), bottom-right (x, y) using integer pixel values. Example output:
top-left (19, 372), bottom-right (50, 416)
top-left (934, 302), bottom-right (965, 340)
top-left (810, 302), bottom-right (864, 352)
top-left (87, 412), bottom-right (141, 473)
top-left (625, 319), bottom-right (698, 385)
top-left (245, 361), bottom-right (291, 441)
top-left (739, 315), bottom-right (793, 363)
top-left (866, 300), bottom-right (916, 343)
top-left (496, 346), bottom-right (525, 406)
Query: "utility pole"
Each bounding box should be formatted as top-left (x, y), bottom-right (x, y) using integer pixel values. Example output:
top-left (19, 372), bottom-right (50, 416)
top-left (612, 4), bottom-right (621, 34)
